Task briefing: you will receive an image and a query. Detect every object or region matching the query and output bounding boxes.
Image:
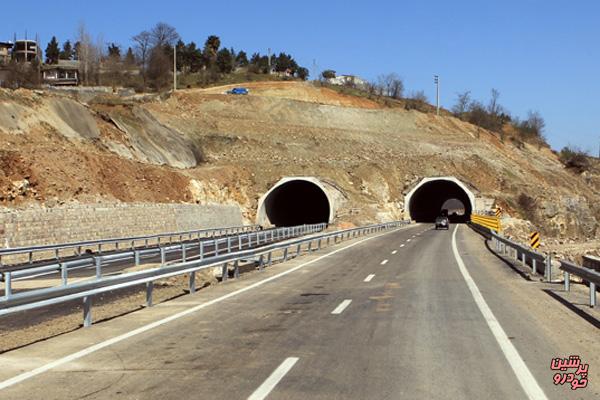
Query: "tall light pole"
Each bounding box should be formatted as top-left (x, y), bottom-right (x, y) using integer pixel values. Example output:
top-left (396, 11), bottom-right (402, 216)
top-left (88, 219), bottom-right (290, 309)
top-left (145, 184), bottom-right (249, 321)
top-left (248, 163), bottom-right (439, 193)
top-left (434, 75), bottom-right (440, 115)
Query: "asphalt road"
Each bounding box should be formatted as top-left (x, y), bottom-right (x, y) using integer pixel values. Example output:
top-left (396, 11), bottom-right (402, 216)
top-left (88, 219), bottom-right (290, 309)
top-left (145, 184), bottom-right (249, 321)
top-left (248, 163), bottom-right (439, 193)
top-left (0, 224), bottom-right (598, 399)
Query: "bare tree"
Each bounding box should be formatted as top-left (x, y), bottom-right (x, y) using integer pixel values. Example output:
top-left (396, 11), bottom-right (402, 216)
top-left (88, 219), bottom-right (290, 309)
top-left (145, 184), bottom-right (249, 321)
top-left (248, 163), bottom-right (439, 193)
top-left (452, 90), bottom-right (471, 115)
top-left (488, 88), bottom-right (501, 116)
top-left (133, 31), bottom-right (151, 88)
top-left (526, 110), bottom-right (545, 134)
top-left (149, 22), bottom-right (180, 48)
top-left (76, 22), bottom-right (93, 85)
top-left (410, 90), bottom-right (428, 103)
top-left (377, 73), bottom-right (404, 99)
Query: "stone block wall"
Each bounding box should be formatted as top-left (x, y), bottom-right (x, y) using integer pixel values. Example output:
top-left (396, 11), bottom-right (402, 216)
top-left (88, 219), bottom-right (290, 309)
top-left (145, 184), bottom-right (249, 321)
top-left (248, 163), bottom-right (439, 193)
top-left (0, 202), bottom-right (244, 249)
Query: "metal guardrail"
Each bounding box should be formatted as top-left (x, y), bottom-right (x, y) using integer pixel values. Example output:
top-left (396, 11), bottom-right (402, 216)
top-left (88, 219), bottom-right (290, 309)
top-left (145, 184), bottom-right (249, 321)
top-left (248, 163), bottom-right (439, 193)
top-left (470, 213), bottom-right (501, 232)
top-left (471, 222), bottom-right (597, 308)
top-left (1, 223), bottom-right (327, 292)
top-left (470, 222), bottom-right (551, 280)
top-left (0, 221), bottom-right (409, 327)
top-left (0, 224), bottom-right (261, 267)
top-left (560, 260), bottom-right (598, 307)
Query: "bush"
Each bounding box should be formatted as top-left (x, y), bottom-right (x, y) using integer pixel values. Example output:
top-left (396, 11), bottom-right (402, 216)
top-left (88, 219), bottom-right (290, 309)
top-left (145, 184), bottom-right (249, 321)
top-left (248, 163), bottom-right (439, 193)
top-left (559, 146), bottom-right (590, 173)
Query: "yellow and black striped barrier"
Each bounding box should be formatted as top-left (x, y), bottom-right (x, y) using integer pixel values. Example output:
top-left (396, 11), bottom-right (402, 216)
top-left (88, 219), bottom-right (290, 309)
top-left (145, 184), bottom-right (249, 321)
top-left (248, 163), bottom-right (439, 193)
top-left (530, 231), bottom-right (541, 249)
top-left (495, 207), bottom-right (502, 217)
top-left (470, 213), bottom-right (501, 232)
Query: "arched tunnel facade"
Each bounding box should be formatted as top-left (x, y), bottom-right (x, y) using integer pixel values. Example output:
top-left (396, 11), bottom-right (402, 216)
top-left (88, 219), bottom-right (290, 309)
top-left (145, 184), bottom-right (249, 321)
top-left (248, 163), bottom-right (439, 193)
top-left (257, 178), bottom-right (335, 227)
top-left (405, 177), bottom-right (475, 223)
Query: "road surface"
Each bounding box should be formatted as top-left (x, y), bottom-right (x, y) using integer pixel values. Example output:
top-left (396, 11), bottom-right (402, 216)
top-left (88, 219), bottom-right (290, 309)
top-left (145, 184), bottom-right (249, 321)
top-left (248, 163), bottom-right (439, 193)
top-left (0, 224), bottom-right (598, 399)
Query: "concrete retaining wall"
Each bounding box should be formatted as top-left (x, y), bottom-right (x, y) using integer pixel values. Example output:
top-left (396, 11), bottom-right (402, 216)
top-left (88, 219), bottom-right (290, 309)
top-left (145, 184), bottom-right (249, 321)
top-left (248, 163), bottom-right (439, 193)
top-left (0, 202), bottom-right (244, 248)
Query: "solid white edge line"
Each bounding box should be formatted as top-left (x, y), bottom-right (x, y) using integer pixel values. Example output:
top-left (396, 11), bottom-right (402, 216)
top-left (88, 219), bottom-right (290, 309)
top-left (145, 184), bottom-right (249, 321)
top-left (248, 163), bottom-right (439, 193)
top-left (364, 274), bottom-right (375, 282)
top-left (0, 226), bottom-right (404, 391)
top-left (451, 225), bottom-right (547, 400)
top-left (331, 299), bottom-right (352, 314)
top-left (380, 259), bottom-right (388, 265)
top-left (248, 357), bottom-right (299, 400)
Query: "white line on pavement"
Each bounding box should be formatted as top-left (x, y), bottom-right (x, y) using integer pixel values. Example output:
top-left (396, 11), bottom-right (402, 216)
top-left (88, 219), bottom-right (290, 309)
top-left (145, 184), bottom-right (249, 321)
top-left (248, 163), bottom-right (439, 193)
top-left (0, 227), bottom-right (402, 391)
top-left (248, 357), bottom-right (299, 400)
top-left (391, 250), bottom-right (397, 255)
top-left (331, 299), bottom-right (352, 314)
top-left (400, 244), bottom-right (405, 248)
top-left (406, 239), bottom-right (411, 242)
top-left (380, 259), bottom-right (388, 265)
top-left (451, 225), bottom-right (548, 400)
top-left (364, 274), bottom-right (375, 282)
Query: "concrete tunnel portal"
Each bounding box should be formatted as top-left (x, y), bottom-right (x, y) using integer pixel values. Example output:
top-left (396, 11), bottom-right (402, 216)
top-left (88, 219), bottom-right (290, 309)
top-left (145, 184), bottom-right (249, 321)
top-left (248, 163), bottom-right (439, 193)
top-left (257, 178), bottom-right (338, 227)
top-left (405, 177), bottom-right (475, 223)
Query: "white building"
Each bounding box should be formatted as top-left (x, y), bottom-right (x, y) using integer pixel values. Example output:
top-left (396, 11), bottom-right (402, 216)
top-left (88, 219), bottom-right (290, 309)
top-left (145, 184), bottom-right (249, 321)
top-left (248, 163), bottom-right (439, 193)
top-left (327, 74), bottom-right (368, 89)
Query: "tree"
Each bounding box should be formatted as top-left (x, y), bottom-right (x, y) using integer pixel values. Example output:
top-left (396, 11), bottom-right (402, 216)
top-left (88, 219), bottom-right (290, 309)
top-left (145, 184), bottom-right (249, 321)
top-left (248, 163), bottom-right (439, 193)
top-left (45, 36), bottom-right (60, 64)
top-left (410, 90), bottom-right (428, 102)
top-left (124, 47), bottom-right (136, 67)
top-left (236, 50), bottom-right (248, 67)
top-left (377, 73), bottom-right (403, 99)
top-left (488, 88), bottom-right (501, 116)
top-left (452, 90), bottom-right (471, 116)
top-left (76, 23), bottom-right (101, 85)
top-left (296, 67), bottom-right (309, 81)
top-left (517, 110), bottom-right (546, 139)
top-left (274, 53), bottom-right (298, 74)
top-left (147, 46), bottom-right (172, 91)
top-left (60, 40), bottom-right (73, 60)
top-left (107, 43), bottom-right (121, 60)
top-left (149, 22), bottom-right (180, 48)
top-left (321, 70), bottom-right (336, 79)
top-left (132, 30), bottom-right (152, 87)
top-left (72, 41), bottom-right (80, 60)
top-left (203, 35), bottom-right (221, 65)
top-left (216, 48), bottom-right (233, 73)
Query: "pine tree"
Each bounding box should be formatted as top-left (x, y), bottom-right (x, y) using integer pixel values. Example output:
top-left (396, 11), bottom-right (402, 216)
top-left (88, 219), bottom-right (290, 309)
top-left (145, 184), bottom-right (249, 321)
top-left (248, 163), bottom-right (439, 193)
top-left (236, 51), bottom-right (248, 67)
top-left (124, 47), bottom-right (136, 66)
top-left (59, 40), bottom-right (73, 60)
top-left (216, 48), bottom-right (233, 73)
top-left (45, 36), bottom-right (60, 64)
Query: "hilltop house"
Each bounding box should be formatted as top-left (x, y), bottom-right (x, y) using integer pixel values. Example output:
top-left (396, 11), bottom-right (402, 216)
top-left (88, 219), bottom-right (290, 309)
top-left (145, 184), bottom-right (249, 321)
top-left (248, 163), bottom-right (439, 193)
top-left (42, 60), bottom-right (80, 86)
top-left (327, 74), bottom-right (368, 90)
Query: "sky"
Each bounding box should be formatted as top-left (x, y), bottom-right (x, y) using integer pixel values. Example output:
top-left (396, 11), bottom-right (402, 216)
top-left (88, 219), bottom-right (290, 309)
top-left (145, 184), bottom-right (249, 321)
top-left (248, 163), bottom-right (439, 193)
top-left (3, 0), bottom-right (599, 153)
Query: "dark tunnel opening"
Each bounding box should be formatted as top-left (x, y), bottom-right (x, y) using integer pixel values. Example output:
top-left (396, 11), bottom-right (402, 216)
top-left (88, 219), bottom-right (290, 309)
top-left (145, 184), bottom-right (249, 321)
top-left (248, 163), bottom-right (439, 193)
top-left (408, 180), bottom-right (472, 223)
top-left (264, 180), bottom-right (331, 227)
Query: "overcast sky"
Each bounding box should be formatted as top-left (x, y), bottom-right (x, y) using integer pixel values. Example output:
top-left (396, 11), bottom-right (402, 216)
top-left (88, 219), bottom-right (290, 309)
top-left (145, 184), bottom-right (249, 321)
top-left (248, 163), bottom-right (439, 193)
top-left (3, 0), bottom-right (599, 153)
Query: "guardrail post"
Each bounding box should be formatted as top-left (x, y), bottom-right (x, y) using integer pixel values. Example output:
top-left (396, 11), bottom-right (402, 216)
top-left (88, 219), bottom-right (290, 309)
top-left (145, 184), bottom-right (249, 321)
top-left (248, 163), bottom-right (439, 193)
top-left (83, 296), bottom-right (92, 328)
top-left (308, 240), bottom-right (312, 252)
top-left (545, 254), bottom-right (552, 282)
top-left (296, 244), bottom-right (302, 256)
top-left (134, 250), bottom-right (140, 266)
top-left (317, 238), bottom-right (322, 250)
top-left (267, 251), bottom-right (272, 266)
top-left (146, 281), bottom-right (154, 306)
top-left (283, 247), bottom-right (289, 262)
top-left (227, 237), bottom-right (232, 253)
top-left (327, 236), bottom-right (331, 246)
top-left (160, 247), bottom-right (166, 266)
top-left (564, 271), bottom-right (570, 291)
top-left (61, 262), bottom-right (68, 286)
top-left (521, 252), bottom-right (526, 267)
top-left (189, 272), bottom-right (196, 293)
top-left (234, 260), bottom-right (240, 278)
top-left (214, 239), bottom-right (219, 256)
top-left (222, 262), bottom-right (228, 281)
top-left (55, 248), bottom-right (59, 260)
top-left (95, 257), bottom-right (102, 279)
top-left (590, 282), bottom-right (596, 308)
top-left (4, 271), bottom-right (12, 299)
top-left (200, 241), bottom-right (204, 260)
top-left (182, 244), bottom-right (187, 262)
top-left (258, 255), bottom-right (264, 271)
top-left (532, 258), bottom-right (537, 275)
top-left (238, 235), bottom-right (243, 251)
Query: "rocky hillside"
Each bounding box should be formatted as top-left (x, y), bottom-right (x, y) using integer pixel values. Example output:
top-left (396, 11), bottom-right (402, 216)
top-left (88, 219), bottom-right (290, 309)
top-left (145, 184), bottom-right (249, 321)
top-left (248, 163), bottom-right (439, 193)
top-left (1, 82), bottom-right (599, 255)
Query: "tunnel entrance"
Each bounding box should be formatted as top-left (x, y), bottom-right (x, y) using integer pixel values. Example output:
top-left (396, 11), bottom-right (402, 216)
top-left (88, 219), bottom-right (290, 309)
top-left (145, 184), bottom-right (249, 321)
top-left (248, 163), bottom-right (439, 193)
top-left (262, 180), bottom-right (331, 227)
top-left (406, 178), bottom-right (474, 223)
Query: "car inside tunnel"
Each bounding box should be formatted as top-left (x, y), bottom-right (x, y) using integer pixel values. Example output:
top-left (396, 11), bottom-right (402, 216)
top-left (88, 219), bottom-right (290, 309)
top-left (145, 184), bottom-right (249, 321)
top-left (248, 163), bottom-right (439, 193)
top-left (408, 180), bottom-right (472, 223)
top-left (263, 180), bottom-right (331, 227)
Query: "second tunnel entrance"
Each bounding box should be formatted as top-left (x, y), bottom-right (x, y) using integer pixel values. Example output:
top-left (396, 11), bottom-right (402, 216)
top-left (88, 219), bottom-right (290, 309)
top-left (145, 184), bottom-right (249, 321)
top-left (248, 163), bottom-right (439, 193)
top-left (405, 177), bottom-right (474, 223)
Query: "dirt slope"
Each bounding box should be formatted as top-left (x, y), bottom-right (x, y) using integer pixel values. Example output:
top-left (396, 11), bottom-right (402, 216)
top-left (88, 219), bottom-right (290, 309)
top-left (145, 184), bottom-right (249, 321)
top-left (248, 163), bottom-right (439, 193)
top-left (1, 83), bottom-right (599, 251)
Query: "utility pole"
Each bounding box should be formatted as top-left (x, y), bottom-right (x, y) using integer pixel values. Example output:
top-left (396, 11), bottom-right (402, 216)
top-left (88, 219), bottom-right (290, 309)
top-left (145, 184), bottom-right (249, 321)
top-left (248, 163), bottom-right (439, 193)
top-left (173, 46), bottom-right (176, 92)
top-left (434, 75), bottom-right (440, 115)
